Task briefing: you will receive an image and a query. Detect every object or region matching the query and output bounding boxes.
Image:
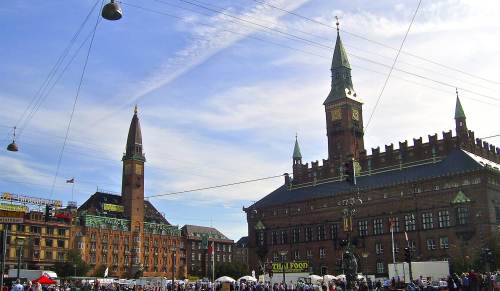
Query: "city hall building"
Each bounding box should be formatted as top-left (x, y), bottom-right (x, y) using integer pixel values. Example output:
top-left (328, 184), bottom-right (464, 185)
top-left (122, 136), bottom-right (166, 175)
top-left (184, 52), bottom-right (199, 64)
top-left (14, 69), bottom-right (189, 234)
top-left (70, 107), bottom-right (187, 278)
top-left (244, 29), bottom-right (500, 277)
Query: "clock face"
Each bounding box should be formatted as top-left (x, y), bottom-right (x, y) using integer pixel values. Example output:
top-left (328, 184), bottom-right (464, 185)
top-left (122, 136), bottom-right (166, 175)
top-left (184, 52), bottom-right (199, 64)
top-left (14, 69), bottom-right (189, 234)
top-left (135, 164), bottom-right (143, 175)
top-left (331, 108), bottom-right (341, 121)
top-left (352, 109), bottom-right (360, 121)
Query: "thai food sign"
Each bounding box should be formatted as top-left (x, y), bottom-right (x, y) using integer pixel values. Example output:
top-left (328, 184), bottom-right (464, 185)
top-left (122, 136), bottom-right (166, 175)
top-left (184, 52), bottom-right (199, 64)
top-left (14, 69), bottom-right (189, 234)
top-left (272, 261), bottom-right (309, 273)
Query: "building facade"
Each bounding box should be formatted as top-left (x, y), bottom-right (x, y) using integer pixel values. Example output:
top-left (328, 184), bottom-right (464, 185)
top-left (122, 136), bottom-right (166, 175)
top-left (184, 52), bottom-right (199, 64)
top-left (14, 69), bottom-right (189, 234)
top-left (70, 107), bottom-right (187, 278)
top-left (233, 236), bottom-right (249, 267)
top-left (181, 225), bottom-right (233, 278)
top-left (244, 29), bottom-right (500, 277)
top-left (0, 205), bottom-right (73, 272)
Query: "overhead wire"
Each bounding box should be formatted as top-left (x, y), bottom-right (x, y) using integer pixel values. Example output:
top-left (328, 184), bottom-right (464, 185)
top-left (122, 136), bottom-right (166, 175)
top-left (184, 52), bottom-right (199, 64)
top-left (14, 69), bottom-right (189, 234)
top-left (149, 0), bottom-right (500, 105)
top-left (14, 0), bottom-right (101, 140)
top-left (49, 1), bottom-right (104, 198)
top-left (249, 0), bottom-right (500, 87)
top-left (364, 0), bottom-right (422, 131)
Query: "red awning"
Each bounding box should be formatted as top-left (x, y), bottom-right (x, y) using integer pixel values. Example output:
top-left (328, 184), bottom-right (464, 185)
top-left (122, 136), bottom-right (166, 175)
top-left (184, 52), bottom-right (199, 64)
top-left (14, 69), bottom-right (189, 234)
top-left (32, 275), bottom-right (56, 285)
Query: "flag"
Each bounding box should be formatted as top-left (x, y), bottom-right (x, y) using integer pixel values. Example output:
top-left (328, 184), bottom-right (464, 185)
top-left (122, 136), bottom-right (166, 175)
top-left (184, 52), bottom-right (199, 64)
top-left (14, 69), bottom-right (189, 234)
top-left (66, 178), bottom-right (74, 183)
top-left (405, 231), bottom-right (409, 242)
top-left (208, 241), bottom-right (213, 255)
top-left (104, 267), bottom-right (109, 278)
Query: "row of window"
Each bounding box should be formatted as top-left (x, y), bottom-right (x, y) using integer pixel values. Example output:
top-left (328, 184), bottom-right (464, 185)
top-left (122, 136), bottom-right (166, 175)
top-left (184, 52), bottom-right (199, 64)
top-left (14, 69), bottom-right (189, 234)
top-left (374, 237), bottom-right (449, 255)
top-left (90, 233), bottom-right (182, 248)
top-left (1, 224), bottom-right (67, 236)
top-left (257, 178), bottom-right (480, 218)
top-left (259, 207), bottom-right (469, 246)
top-left (190, 252), bottom-right (232, 263)
top-left (190, 241), bottom-right (232, 252)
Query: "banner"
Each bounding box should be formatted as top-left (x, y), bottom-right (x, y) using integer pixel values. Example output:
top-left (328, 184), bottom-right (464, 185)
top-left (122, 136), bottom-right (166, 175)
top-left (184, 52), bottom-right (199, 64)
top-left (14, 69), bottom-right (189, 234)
top-left (272, 261), bottom-right (309, 273)
top-left (1, 192), bottom-right (62, 207)
top-left (0, 203), bottom-right (28, 213)
top-left (102, 203), bottom-right (124, 212)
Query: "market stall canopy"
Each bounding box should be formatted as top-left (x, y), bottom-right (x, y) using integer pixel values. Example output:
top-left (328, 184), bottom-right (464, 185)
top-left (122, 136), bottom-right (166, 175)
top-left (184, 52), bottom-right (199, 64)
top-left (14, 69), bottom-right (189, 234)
top-left (238, 276), bottom-right (257, 282)
top-left (322, 275), bottom-right (337, 282)
top-left (32, 275), bottom-right (56, 285)
top-left (215, 276), bottom-right (235, 283)
top-left (309, 275), bottom-right (323, 284)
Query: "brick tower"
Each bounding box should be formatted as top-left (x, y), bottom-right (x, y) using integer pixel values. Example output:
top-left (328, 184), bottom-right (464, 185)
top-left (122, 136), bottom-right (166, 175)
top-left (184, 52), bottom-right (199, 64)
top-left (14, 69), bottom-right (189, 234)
top-left (324, 25), bottom-right (365, 162)
top-left (122, 106), bottom-right (146, 274)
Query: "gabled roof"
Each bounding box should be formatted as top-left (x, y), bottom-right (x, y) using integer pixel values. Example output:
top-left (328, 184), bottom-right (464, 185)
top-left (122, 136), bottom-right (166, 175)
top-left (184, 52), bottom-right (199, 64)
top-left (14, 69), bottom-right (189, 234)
top-left (181, 224), bottom-right (233, 242)
top-left (235, 236), bottom-right (248, 247)
top-left (250, 149), bottom-right (485, 209)
top-left (78, 192), bottom-right (170, 224)
top-left (451, 190), bottom-right (471, 204)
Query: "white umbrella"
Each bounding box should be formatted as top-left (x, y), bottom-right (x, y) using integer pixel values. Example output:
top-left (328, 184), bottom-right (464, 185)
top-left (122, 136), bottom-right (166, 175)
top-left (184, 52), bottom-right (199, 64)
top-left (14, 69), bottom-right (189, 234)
top-left (336, 274), bottom-right (346, 281)
top-left (322, 275), bottom-right (337, 282)
top-left (215, 276), bottom-right (236, 283)
top-left (238, 276), bottom-right (257, 282)
top-left (309, 275), bottom-right (323, 284)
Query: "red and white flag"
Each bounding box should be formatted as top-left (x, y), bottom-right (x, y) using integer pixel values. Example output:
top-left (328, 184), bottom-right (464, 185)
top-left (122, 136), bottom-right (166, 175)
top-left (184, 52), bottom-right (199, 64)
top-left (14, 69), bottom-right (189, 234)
top-left (66, 178), bottom-right (75, 183)
top-left (405, 231), bottom-right (409, 242)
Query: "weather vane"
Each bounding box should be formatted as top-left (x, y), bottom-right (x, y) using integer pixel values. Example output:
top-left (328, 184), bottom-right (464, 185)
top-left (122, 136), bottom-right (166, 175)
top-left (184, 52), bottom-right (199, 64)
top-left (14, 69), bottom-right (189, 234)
top-left (335, 15), bottom-right (340, 32)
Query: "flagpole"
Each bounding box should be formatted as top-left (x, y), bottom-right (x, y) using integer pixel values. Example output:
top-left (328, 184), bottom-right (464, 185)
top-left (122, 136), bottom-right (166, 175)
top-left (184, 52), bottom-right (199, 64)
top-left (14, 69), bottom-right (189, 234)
top-left (212, 241), bottom-right (215, 283)
top-left (71, 178), bottom-right (75, 201)
top-left (390, 219), bottom-right (398, 278)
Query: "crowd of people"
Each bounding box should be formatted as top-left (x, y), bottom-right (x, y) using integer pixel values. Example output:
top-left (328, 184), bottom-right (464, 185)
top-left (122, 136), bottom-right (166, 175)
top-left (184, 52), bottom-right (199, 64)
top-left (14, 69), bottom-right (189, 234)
top-left (5, 270), bottom-right (500, 291)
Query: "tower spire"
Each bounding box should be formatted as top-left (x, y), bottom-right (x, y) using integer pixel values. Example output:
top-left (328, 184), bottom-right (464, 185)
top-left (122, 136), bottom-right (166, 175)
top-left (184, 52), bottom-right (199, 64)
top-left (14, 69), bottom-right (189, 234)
top-left (293, 134), bottom-right (302, 162)
top-left (454, 88), bottom-right (468, 138)
top-left (123, 106), bottom-right (145, 162)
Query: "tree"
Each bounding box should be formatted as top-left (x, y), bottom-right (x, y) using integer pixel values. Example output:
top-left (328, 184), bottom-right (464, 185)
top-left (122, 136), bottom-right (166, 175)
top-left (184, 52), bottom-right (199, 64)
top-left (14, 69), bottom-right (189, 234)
top-left (53, 249), bottom-right (91, 277)
top-left (214, 262), bottom-right (248, 279)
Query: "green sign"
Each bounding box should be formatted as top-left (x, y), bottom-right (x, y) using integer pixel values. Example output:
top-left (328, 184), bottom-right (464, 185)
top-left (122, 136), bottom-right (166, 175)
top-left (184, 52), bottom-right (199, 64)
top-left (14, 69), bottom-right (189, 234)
top-left (201, 234), bottom-right (209, 249)
top-left (272, 261), bottom-right (309, 273)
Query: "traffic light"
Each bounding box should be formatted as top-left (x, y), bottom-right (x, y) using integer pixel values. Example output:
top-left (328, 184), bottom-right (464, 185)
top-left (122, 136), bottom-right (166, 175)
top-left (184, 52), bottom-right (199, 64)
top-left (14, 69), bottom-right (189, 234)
top-left (45, 205), bottom-right (52, 221)
top-left (404, 247), bottom-right (411, 263)
top-left (344, 158), bottom-right (356, 185)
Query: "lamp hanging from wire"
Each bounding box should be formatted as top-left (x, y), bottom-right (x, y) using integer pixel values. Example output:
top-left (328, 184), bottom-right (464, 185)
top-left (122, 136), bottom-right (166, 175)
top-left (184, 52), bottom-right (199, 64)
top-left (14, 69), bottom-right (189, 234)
top-left (101, 0), bottom-right (123, 21)
top-left (6, 126), bottom-right (19, 152)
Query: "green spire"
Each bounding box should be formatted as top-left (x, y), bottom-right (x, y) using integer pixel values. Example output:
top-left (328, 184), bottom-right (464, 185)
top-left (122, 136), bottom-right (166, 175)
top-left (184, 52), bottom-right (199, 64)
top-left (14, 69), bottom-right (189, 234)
top-left (293, 135), bottom-right (302, 160)
top-left (455, 89), bottom-right (466, 119)
top-left (331, 32), bottom-right (351, 69)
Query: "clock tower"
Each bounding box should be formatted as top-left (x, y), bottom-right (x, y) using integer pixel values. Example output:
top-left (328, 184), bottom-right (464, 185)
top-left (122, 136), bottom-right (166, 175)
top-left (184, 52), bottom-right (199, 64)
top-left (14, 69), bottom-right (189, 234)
top-left (122, 106), bottom-right (145, 223)
top-left (324, 25), bottom-right (364, 161)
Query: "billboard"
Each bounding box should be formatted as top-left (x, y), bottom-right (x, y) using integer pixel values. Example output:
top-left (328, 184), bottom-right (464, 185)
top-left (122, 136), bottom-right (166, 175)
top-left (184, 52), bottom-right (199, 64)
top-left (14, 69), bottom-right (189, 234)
top-left (0, 203), bottom-right (28, 213)
top-left (272, 261), bottom-right (309, 273)
top-left (102, 203), bottom-right (124, 212)
top-left (0, 217), bottom-right (24, 224)
top-left (1, 192), bottom-right (62, 207)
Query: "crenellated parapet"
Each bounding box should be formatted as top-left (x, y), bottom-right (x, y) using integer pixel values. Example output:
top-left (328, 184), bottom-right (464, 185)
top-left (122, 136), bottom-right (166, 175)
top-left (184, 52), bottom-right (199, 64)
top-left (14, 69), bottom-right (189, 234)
top-left (291, 128), bottom-right (499, 185)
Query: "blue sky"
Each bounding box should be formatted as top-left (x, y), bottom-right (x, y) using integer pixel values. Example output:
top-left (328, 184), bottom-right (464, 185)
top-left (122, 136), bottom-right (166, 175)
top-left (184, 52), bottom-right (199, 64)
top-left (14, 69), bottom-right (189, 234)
top-left (1, 0), bottom-right (500, 240)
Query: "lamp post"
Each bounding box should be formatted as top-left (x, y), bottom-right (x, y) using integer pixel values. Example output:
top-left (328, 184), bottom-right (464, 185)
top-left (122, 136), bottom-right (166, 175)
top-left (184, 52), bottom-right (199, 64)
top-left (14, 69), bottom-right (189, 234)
top-left (341, 197), bottom-right (362, 291)
top-left (279, 250), bottom-right (288, 288)
top-left (171, 246), bottom-right (177, 291)
top-left (73, 264), bottom-right (77, 276)
top-left (15, 237), bottom-right (26, 281)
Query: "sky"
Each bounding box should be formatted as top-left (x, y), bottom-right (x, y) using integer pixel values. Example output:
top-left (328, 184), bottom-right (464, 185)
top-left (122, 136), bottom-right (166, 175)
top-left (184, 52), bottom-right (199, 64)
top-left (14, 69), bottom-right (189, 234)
top-left (1, 0), bottom-right (500, 241)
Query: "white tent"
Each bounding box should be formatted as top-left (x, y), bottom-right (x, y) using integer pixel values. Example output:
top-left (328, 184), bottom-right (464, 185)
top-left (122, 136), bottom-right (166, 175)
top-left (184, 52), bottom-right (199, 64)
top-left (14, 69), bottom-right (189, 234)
top-left (309, 275), bottom-right (323, 284)
top-left (238, 276), bottom-right (258, 282)
top-left (336, 274), bottom-right (346, 281)
top-left (215, 276), bottom-right (236, 283)
top-left (322, 275), bottom-right (337, 282)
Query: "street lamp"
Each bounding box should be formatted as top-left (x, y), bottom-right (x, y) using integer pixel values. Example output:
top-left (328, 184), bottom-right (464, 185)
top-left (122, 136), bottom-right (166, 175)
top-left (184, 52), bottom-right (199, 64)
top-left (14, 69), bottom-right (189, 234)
top-left (171, 246), bottom-right (177, 291)
top-left (101, 0), bottom-right (123, 21)
top-left (279, 250), bottom-right (288, 288)
top-left (15, 237), bottom-right (26, 281)
top-left (73, 264), bottom-right (77, 276)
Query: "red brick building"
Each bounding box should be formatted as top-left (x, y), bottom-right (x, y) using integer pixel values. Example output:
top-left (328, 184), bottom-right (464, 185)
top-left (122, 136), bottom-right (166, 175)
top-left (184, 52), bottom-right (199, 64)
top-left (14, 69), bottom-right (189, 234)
top-left (71, 107), bottom-right (187, 278)
top-left (244, 30), bottom-right (500, 277)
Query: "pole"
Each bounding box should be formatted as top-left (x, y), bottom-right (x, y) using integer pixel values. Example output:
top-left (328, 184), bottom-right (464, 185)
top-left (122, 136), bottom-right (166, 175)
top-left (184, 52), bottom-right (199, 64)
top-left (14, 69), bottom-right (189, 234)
top-left (16, 245), bottom-right (22, 280)
top-left (281, 255), bottom-right (285, 287)
top-left (172, 248), bottom-right (176, 291)
top-left (391, 222), bottom-right (398, 277)
top-left (211, 241), bottom-right (215, 283)
top-left (0, 230), bottom-right (7, 291)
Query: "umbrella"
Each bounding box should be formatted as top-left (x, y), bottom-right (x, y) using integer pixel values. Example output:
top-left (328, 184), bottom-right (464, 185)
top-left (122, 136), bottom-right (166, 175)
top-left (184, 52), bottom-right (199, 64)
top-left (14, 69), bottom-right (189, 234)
top-left (32, 275), bottom-right (56, 285)
top-left (322, 275), bottom-right (337, 282)
top-left (215, 276), bottom-right (236, 283)
top-left (309, 275), bottom-right (323, 284)
top-left (238, 276), bottom-right (257, 282)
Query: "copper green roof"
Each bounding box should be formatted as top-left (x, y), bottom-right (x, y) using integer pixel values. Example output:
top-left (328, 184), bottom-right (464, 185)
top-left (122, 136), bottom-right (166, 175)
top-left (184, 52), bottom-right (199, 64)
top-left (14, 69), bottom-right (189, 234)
top-left (455, 96), bottom-right (466, 119)
top-left (293, 136), bottom-right (302, 159)
top-left (331, 32), bottom-right (351, 69)
top-left (451, 190), bottom-right (471, 204)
